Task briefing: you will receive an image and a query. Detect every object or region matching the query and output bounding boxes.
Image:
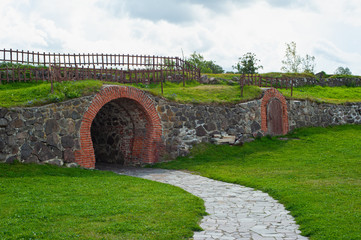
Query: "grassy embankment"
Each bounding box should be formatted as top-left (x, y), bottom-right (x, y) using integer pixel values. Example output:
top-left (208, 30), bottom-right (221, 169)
top-left (153, 125), bottom-right (361, 240)
top-left (0, 163), bottom-right (206, 239)
top-left (0, 75), bottom-right (360, 108)
top-left (0, 80), bottom-right (262, 108)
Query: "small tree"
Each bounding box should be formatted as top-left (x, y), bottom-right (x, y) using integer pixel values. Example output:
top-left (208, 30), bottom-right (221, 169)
top-left (281, 42), bottom-right (302, 73)
top-left (334, 66), bottom-right (352, 75)
top-left (205, 61), bottom-right (224, 74)
top-left (233, 52), bottom-right (263, 74)
top-left (187, 52), bottom-right (224, 73)
top-left (302, 54), bottom-right (316, 74)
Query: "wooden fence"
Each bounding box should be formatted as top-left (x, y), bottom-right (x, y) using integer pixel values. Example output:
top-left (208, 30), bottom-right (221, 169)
top-left (240, 74), bottom-right (294, 96)
top-left (0, 49), bottom-right (201, 85)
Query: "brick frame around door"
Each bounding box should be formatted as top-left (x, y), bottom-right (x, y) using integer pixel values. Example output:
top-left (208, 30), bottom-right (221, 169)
top-left (261, 88), bottom-right (289, 135)
top-left (74, 86), bottom-right (162, 168)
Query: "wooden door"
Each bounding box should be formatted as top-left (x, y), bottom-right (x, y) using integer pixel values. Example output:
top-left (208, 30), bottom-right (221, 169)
top-left (267, 98), bottom-right (283, 135)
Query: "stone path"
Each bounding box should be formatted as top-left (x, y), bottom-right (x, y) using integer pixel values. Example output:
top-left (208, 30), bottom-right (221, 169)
top-left (98, 166), bottom-right (308, 240)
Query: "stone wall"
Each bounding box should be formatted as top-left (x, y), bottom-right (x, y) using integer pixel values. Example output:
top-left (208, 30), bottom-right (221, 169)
top-left (200, 75), bottom-right (361, 87)
top-left (0, 86), bottom-right (360, 167)
top-left (0, 97), bottom-right (92, 165)
top-left (283, 77), bottom-right (361, 87)
top-left (287, 100), bottom-right (361, 130)
top-left (154, 99), bottom-right (263, 158)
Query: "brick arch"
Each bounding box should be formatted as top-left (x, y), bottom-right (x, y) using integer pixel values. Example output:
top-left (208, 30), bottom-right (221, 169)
top-left (261, 88), bottom-right (289, 135)
top-left (75, 86), bottom-right (162, 168)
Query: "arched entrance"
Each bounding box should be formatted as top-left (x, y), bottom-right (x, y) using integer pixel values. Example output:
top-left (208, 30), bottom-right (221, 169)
top-left (261, 88), bottom-right (289, 135)
top-left (75, 86), bottom-right (162, 168)
top-left (267, 98), bottom-right (283, 135)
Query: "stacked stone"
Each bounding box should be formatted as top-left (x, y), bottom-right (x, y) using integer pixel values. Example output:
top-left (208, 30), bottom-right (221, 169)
top-left (0, 97), bottom-right (92, 166)
top-left (153, 97), bottom-right (263, 159)
top-left (1, 86), bottom-right (360, 168)
top-left (288, 100), bottom-right (361, 130)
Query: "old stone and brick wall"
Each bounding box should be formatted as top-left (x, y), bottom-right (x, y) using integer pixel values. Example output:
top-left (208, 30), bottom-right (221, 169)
top-left (0, 97), bottom-right (92, 166)
top-left (289, 77), bottom-right (361, 87)
top-left (287, 100), bottom-right (361, 130)
top-left (0, 86), bottom-right (360, 168)
top-left (153, 98), bottom-right (263, 158)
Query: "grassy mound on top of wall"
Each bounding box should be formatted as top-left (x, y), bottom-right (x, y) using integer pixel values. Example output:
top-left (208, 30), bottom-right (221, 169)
top-left (0, 80), bottom-right (262, 108)
top-left (279, 85), bottom-right (361, 104)
top-left (0, 80), bottom-right (103, 108)
top-left (0, 162), bottom-right (206, 239)
top-left (0, 79), bottom-right (360, 108)
top-left (152, 125), bottom-right (361, 240)
top-left (128, 81), bottom-right (263, 104)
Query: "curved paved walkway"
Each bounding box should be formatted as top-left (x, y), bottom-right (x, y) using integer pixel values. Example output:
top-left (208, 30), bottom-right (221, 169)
top-left (100, 166), bottom-right (308, 240)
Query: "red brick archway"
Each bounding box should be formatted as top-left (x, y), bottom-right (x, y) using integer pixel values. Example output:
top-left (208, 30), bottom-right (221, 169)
top-left (261, 88), bottom-right (289, 135)
top-left (75, 86), bottom-right (162, 168)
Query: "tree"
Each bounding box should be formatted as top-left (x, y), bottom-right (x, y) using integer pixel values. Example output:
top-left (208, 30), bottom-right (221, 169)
top-left (281, 42), bottom-right (316, 73)
top-left (187, 52), bottom-right (224, 74)
top-left (232, 52), bottom-right (263, 74)
top-left (204, 61), bottom-right (224, 74)
top-left (334, 66), bottom-right (352, 75)
top-left (302, 54), bottom-right (316, 74)
top-left (281, 42), bottom-right (302, 73)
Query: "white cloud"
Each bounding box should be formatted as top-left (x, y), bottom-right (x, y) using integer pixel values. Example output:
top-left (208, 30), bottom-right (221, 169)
top-left (1, 0), bottom-right (360, 74)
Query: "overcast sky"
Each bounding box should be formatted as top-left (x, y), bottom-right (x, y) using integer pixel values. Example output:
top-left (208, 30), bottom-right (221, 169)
top-left (1, 0), bottom-right (361, 74)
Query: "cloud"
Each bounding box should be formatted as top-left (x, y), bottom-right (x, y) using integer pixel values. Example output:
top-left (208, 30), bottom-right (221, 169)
top-left (0, 0), bottom-right (361, 74)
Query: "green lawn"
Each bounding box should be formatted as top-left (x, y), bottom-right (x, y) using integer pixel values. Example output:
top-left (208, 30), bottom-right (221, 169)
top-left (280, 85), bottom-right (361, 104)
top-left (0, 80), bottom-right (262, 108)
top-left (153, 125), bottom-right (361, 240)
top-left (0, 80), bottom-right (103, 108)
top-left (141, 81), bottom-right (262, 104)
top-left (0, 163), bottom-right (206, 240)
top-left (1, 79), bottom-right (360, 108)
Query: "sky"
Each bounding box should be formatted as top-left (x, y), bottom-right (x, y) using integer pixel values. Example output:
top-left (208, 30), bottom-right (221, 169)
top-left (1, 0), bottom-right (361, 74)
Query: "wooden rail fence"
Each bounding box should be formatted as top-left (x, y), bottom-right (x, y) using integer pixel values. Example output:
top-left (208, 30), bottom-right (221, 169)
top-left (240, 74), bottom-right (294, 96)
top-left (0, 49), bottom-right (201, 86)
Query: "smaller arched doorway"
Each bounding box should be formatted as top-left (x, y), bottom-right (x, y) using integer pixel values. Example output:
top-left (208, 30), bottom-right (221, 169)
top-left (261, 88), bottom-right (289, 136)
top-left (267, 98), bottom-right (283, 135)
top-left (75, 86), bottom-right (162, 169)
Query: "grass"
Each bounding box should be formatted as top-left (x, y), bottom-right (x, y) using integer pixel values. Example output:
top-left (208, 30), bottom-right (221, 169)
top-left (0, 80), bottom-right (262, 108)
top-left (207, 72), bottom-right (317, 80)
top-left (0, 162), bottom-right (206, 240)
top-left (1, 79), bottom-right (360, 108)
top-left (279, 85), bottom-right (361, 104)
top-left (136, 81), bottom-right (262, 104)
top-left (153, 125), bottom-right (361, 240)
top-left (0, 80), bottom-right (103, 108)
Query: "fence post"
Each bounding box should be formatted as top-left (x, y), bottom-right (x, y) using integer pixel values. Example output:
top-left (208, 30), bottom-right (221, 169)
top-left (291, 78), bottom-right (293, 96)
top-left (49, 65), bottom-right (54, 93)
top-left (240, 74), bottom-right (244, 97)
top-left (160, 68), bottom-right (164, 95)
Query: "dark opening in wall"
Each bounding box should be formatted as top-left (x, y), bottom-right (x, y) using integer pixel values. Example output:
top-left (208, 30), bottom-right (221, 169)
top-left (91, 98), bottom-right (149, 166)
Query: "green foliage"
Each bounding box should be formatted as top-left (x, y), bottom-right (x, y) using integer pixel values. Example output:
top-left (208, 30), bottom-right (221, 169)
top-left (154, 125), bottom-right (361, 240)
top-left (281, 42), bottom-right (316, 74)
top-left (279, 85), bottom-right (361, 104)
top-left (233, 52), bottom-right (263, 74)
top-left (0, 163), bottom-right (205, 239)
top-left (0, 62), bottom-right (47, 69)
top-left (302, 54), bottom-right (316, 74)
top-left (0, 80), bottom-right (102, 108)
top-left (334, 66), bottom-right (352, 75)
top-left (187, 52), bottom-right (224, 73)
